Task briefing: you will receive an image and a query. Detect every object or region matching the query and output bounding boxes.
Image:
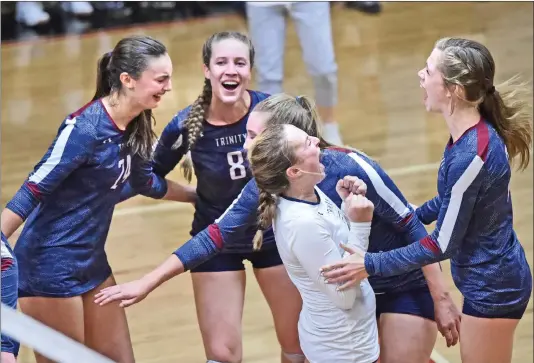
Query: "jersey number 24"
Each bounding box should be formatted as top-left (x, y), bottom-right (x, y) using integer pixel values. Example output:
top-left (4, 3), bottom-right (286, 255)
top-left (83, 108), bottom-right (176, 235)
top-left (111, 155), bottom-right (132, 189)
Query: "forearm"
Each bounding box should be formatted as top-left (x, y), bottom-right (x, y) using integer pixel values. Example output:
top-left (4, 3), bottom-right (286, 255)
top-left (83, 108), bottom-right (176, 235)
top-left (416, 196), bottom-right (441, 225)
top-left (162, 180), bottom-right (197, 204)
top-left (142, 254), bottom-right (185, 292)
top-left (173, 228), bottom-right (221, 271)
top-left (365, 237), bottom-right (444, 277)
top-left (1, 209), bottom-right (24, 239)
top-left (421, 263), bottom-right (450, 301)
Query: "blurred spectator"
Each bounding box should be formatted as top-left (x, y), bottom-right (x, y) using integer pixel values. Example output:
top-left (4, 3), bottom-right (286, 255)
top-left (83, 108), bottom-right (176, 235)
top-left (246, 1), bottom-right (343, 145)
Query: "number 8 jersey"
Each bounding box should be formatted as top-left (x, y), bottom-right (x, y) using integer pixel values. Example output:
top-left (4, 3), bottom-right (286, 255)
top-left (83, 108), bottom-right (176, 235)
top-left (149, 90), bottom-right (269, 245)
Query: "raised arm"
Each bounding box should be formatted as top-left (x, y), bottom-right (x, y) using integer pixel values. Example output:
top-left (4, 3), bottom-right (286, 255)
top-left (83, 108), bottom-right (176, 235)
top-left (2, 117), bottom-right (95, 238)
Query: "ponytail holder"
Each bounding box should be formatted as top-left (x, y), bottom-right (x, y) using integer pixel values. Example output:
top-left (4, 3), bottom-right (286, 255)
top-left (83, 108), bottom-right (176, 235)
top-left (295, 96), bottom-right (302, 104)
top-left (488, 85), bottom-right (495, 95)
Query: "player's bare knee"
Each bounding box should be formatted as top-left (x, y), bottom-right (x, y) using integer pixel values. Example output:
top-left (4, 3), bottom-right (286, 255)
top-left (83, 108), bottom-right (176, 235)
top-left (311, 72), bottom-right (338, 108)
top-left (207, 343), bottom-right (242, 363)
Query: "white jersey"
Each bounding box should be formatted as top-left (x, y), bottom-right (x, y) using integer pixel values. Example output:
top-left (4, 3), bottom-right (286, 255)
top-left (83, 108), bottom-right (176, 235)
top-left (273, 187), bottom-right (379, 363)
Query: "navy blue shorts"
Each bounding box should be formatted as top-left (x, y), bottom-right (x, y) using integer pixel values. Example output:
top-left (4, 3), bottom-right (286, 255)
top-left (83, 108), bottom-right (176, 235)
top-left (375, 286), bottom-right (435, 321)
top-left (191, 246), bottom-right (283, 273)
top-left (462, 299), bottom-right (528, 319)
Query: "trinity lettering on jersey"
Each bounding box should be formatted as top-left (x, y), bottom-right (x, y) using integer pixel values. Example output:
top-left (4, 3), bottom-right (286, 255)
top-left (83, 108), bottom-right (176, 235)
top-left (215, 133), bottom-right (247, 147)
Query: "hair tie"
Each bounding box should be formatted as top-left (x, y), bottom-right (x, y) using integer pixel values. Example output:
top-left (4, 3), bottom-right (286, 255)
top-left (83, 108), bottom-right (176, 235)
top-left (295, 96), bottom-right (302, 104)
top-left (488, 85), bottom-right (495, 95)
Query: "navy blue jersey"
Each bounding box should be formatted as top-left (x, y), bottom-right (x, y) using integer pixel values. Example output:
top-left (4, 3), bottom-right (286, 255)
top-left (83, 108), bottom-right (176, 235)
top-left (120, 90), bottom-right (270, 248)
top-left (365, 120), bottom-right (532, 314)
top-left (175, 148), bottom-right (430, 294)
top-left (6, 100), bottom-right (167, 297)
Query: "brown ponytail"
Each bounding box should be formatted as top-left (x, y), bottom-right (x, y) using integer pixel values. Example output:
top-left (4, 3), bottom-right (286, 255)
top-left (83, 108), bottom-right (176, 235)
top-left (93, 36), bottom-right (167, 160)
top-left (92, 52), bottom-right (113, 101)
top-left (479, 77), bottom-right (532, 170)
top-left (434, 37), bottom-right (533, 171)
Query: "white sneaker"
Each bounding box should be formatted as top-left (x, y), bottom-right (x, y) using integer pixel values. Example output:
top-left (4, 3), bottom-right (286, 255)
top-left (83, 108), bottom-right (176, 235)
top-left (15, 1), bottom-right (50, 27)
top-left (61, 1), bottom-right (94, 16)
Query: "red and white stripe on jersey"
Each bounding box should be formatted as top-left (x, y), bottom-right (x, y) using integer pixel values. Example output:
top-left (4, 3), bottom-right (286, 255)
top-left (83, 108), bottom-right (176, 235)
top-left (26, 117), bottom-right (78, 197)
top-left (1, 240), bottom-right (14, 272)
top-left (422, 121), bottom-right (489, 254)
top-left (346, 152), bottom-right (412, 223)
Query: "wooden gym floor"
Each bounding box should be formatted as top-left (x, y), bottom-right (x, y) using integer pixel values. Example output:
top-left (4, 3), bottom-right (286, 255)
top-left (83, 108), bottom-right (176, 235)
top-left (1, 2), bottom-right (532, 362)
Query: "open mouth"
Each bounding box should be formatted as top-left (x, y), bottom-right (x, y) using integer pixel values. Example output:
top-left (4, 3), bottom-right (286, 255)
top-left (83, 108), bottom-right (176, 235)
top-left (222, 81), bottom-right (239, 91)
top-left (153, 94), bottom-right (163, 102)
top-left (420, 84), bottom-right (428, 101)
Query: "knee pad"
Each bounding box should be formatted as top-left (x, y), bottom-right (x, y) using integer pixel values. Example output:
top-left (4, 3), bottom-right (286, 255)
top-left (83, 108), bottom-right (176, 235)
top-left (312, 72), bottom-right (338, 108)
top-left (283, 352), bottom-right (306, 363)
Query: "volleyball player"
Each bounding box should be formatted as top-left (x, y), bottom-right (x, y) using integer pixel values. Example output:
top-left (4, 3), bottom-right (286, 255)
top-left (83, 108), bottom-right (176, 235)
top-left (248, 123), bottom-right (380, 362)
top-left (97, 94), bottom-right (462, 362)
top-left (1, 232), bottom-right (19, 363)
top-left (320, 37), bottom-right (533, 363)
top-left (117, 31), bottom-right (304, 363)
top-left (0, 35), bottom-right (192, 363)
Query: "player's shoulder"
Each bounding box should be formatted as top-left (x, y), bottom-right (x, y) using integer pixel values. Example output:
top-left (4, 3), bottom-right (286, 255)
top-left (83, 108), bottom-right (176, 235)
top-left (169, 105), bottom-right (194, 129)
top-left (248, 90), bottom-right (270, 104)
top-left (323, 146), bottom-right (380, 173)
top-left (63, 100), bottom-right (102, 140)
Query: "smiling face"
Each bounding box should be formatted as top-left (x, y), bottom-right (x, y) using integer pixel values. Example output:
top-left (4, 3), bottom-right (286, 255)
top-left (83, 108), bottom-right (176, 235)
top-left (121, 53), bottom-right (173, 110)
top-left (203, 38), bottom-right (252, 105)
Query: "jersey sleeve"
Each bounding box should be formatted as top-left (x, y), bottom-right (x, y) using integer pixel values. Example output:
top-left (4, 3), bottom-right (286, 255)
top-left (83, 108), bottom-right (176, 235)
top-left (365, 152), bottom-right (485, 277)
top-left (128, 154), bottom-right (168, 199)
top-left (6, 117), bottom-right (96, 221)
top-left (152, 108), bottom-right (190, 177)
top-left (118, 108), bottom-right (190, 202)
top-left (346, 221), bottom-right (372, 252)
top-left (416, 195), bottom-right (442, 225)
top-left (345, 152), bottom-right (428, 242)
top-left (173, 179), bottom-right (260, 270)
top-left (289, 215), bottom-right (358, 310)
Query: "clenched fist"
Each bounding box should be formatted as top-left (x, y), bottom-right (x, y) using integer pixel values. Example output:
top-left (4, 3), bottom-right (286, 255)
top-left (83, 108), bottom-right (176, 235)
top-left (344, 194), bottom-right (374, 223)
top-left (336, 176), bottom-right (367, 201)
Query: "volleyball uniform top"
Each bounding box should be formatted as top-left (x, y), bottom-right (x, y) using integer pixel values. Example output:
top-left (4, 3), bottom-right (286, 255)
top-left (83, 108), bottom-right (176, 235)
top-left (365, 120), bottom-right (532, 314)
top-left (6, 100), bottom-right (168, 297)
top-left (119, 90), bottom-right (270, 250)
top-left (176, 147), bottom-right (430, 294)
top-left (273, 187), bottom-right (379, 363)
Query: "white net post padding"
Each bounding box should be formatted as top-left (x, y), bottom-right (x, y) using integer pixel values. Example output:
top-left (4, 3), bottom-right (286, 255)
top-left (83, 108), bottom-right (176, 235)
top-left (1, 303), bottom-right (116, 363)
